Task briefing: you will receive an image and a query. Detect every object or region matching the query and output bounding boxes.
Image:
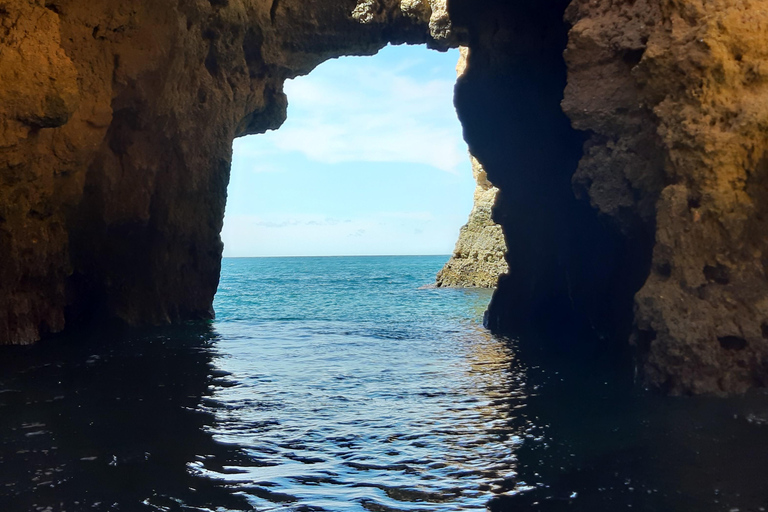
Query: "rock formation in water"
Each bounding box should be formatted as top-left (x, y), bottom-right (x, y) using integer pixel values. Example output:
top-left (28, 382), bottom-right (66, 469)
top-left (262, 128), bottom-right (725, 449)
top-left (2, 0), bottom-right (767, 394)
top-left (436, 47), bottom-right (507, 289)
top-left (436, 155), bottom-right (508, 288)
top-left (451, 0), bottom-right (768, 395)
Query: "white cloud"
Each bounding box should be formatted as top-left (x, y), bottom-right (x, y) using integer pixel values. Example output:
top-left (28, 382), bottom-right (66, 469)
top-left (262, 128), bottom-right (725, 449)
top-left (222, 47), bottom-right (475, 257)
top-left (237, 54), bottom-right (467, 174)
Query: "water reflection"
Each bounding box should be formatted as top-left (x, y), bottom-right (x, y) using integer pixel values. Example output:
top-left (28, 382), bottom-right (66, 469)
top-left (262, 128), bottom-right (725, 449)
top-left (1, 306), bottom-right (767, 511)
top-left (489, 339), bottom-right (768, 512)
top-left (204, 306), bottom-right (527, 511)
top-left (0, 325), bottom-right (254, 511)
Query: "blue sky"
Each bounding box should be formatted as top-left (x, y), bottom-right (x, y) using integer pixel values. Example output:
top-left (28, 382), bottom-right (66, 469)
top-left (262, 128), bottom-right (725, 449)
top-left (221, 45), bottom-right (474, 257)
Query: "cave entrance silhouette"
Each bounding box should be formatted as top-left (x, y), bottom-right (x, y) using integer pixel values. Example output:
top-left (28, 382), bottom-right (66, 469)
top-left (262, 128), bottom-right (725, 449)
top-left (220, 44), bottom-right (475, 261)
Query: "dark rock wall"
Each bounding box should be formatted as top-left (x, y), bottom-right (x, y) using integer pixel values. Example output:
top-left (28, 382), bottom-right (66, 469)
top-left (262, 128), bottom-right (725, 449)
top-left (452, 0), bottom-right (768, 394)
top-left (450, 0), bottom-right (653, 353)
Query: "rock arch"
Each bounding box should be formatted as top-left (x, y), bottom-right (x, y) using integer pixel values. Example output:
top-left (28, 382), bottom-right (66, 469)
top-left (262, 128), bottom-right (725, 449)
top-left (2, 0), bottom-right (768, 395)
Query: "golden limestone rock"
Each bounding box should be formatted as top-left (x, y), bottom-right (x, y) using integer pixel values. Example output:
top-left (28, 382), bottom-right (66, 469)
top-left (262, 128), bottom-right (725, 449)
top-left (437, 155), bottom-right (508, 288)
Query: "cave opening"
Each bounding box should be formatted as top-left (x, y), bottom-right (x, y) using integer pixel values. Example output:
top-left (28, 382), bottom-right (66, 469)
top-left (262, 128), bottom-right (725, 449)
top-left (219, 44), bottom-right (477, 267)
top-left (7, 1), bottom-right (768, 510)
top-left (58, 0), bottom-right (655, 363)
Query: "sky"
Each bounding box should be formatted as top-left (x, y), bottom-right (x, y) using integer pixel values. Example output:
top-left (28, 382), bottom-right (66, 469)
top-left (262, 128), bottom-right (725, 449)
top-left (221, 44), bottom-right (475, 257)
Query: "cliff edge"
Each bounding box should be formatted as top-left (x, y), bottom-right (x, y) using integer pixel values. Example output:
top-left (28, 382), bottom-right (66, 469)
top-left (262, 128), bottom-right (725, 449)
top-left (437, 47), bottom-right (507, 289)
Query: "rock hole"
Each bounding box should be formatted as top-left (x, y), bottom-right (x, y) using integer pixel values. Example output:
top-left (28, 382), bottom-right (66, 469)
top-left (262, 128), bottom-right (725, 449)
top-left (270, 0), bottom-right (281, 23)
top-left (622, 48), bottom-right (645, 67)
top-left (205, 43), bottom-right (219, 76)
top-left (703, 264), bottom-right (730, 285)
top-left (197, 87), bottom-right (208, 104)
top-left (718, 335), bottom-right (747, 351)
top-left (43, 2), bottom-right (60, 14)
top-left (634, 329), bottom-right (656, 353)
top-left (655, 262), bottom-right (672, 279)
top-left (687, 196), bottom-right (701, 209)
top-left (242, 28), bottom-right (265, 78)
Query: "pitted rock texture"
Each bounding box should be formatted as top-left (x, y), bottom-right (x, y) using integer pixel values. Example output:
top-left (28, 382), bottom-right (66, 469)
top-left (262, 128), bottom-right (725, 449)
top-left (353, 0), bottom-right (454, 42)
top-left (563, 0), bottom-right (768, 394)
top-left (437, 155), bottom-right (507, 288)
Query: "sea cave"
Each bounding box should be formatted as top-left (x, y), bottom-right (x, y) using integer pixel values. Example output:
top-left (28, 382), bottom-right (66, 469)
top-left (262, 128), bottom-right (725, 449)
top-left (2, 0), bottom-right (768, 509)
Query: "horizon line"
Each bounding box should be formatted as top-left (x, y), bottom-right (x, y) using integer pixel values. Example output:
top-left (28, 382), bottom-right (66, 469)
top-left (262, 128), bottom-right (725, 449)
top-left (222, 254), bottom-right (452, 259)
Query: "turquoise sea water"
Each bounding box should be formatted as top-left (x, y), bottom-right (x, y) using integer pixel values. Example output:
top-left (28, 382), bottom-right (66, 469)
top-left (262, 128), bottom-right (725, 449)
top-left (1, 255), bottom-right (768, 511)
top-left (210, 256), bottom-right (515, 511)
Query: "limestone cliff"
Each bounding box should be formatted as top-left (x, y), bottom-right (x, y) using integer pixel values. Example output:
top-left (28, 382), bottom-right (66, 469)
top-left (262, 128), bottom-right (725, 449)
top-left (450, 0), bottom-right (768, 394)
top-left (0, 0), bottom-right (445, 345)
top-left (437, 155), bottom-right (507, 288)
top-left (3, 0), bottom-right (768, 394)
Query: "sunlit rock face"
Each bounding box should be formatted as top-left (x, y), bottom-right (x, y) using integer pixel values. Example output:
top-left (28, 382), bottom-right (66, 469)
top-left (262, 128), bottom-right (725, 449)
top-left (563, 0), bottom-right (768, 395)
top-left (2, 0), bottom-right (768, 394)
top-left (436, 155), bottom-right (508, 288)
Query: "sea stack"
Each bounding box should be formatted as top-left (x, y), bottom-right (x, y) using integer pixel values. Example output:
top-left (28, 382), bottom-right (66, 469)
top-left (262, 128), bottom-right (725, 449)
top-left (437, 155), bottom-right (508, 288)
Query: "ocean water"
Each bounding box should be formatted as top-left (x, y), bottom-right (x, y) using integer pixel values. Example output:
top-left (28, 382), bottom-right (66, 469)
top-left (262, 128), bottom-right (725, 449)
top-left (1, 255), bottom-right (768, 511)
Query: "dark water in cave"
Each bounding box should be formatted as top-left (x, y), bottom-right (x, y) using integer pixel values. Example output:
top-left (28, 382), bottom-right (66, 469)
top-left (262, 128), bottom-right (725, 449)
top-left (1, 255), bottom-right (767, 511)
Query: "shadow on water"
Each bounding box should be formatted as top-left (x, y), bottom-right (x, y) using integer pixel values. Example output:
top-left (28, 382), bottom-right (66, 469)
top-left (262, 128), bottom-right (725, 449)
top-left (490, 336), bottom-right (768, 512)
top-left (0, 290), bottom-right (767, 510)
top-left (0, 324), bottom-right (255, 511)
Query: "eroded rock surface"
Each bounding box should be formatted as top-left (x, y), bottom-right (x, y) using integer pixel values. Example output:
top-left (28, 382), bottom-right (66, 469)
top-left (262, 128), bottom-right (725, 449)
top-left (437, 155), bottom-right (507, 288)
top-left (0, 0), bottom-right (443, 344)
top-left (563, 0), bottom-right (768, 394)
